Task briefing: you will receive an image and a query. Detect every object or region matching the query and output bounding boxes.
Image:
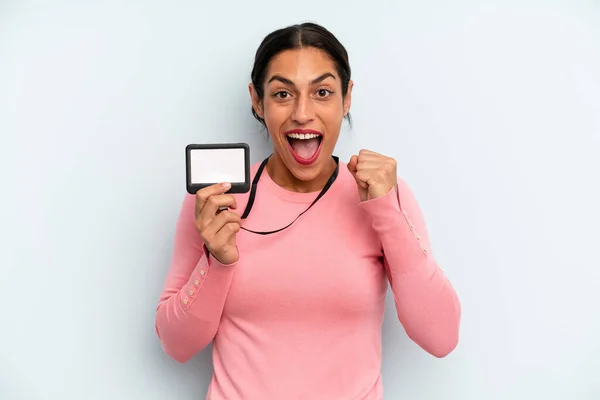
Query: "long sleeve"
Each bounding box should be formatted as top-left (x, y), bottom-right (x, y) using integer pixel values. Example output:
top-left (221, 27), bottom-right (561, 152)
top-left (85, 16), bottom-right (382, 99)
top-left (155, 193), bottom-right (237, 363)
top-left (359, 178), bottom-right (461, 358)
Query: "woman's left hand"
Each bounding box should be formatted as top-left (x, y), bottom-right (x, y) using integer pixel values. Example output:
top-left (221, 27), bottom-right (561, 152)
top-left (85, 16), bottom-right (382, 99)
top-left (347, 149), bottom-right (398, 202)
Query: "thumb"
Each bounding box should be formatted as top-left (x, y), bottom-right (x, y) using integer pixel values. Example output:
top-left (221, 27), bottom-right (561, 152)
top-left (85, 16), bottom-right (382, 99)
top-left (347, 155), bottom-right (358, 175)
top-left (348, 155), bottom-right (368, 191)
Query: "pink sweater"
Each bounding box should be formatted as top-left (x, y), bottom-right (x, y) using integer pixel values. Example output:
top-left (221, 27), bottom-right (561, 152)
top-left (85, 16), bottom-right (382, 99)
top-left (155, 160), bottom-right (461, 400)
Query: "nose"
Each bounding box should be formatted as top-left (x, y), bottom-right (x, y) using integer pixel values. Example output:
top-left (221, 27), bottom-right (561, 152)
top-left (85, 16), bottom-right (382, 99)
top-left (291, 94), bottom-right (315, 124)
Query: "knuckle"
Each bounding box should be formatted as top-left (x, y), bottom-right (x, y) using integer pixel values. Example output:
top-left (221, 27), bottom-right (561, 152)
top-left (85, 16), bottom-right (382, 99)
top-left (218, 210), bottom-right (230, 221)
top-left (224, 210), bottom-right (239, 221)
top-left (196, 195), bottom-right (206, 206)
top-left (206, 195), bottom-right (218, 206)
top-left (196, 188), bottom-right (209, 200)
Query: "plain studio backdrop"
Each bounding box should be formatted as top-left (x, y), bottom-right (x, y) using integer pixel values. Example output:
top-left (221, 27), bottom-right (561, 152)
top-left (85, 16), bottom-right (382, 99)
top-left (1, 1), bottom-right (599, 399)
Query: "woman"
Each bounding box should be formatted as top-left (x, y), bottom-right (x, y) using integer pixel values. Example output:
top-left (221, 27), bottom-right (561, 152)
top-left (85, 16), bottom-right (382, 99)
top-left (155, 22), bottom-right (461, 400)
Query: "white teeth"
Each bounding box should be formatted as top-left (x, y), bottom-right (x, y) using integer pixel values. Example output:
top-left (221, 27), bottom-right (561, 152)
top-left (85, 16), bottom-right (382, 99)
top-left (286, 133), bottom-right (321, 140)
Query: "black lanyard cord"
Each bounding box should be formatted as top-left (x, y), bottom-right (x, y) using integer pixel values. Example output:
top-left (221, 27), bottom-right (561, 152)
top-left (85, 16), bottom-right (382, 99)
top-left (239, 155), bottom-right (339, 235)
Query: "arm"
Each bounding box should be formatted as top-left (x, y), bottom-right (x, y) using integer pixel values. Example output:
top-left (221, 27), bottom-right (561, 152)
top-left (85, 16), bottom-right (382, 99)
top-left (155, 194), bottom-right (236, 363)
top-left (359, 178), bottom-right (461, 358)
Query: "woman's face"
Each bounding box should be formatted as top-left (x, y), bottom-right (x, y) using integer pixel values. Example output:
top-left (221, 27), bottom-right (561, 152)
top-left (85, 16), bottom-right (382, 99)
top-left (250, 47), bottom-right (352, 184)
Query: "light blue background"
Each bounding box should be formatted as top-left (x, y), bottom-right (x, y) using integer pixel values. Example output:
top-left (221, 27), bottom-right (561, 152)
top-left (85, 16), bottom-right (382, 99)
top-left (1, 1), bottom-right (599, 399)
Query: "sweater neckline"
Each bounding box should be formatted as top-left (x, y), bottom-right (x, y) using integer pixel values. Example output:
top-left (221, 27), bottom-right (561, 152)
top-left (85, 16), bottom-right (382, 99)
top-left (258, 163), bottom-right (337, 204)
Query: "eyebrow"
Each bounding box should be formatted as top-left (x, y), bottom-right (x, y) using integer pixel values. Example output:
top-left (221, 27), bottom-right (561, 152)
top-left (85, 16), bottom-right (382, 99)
top-left (267, 72), bottom-right (336, 86)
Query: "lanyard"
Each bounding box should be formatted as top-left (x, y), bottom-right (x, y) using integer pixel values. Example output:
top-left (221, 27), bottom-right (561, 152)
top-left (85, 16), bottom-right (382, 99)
top-left (239, 155), bottom-right (339, 235)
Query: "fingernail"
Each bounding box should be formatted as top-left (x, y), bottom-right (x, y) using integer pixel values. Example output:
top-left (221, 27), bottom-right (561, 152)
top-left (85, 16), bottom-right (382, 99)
top-left (222, 183), bottom-right (231, 189)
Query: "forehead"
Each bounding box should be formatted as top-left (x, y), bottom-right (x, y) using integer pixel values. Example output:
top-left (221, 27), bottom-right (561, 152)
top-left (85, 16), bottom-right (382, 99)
top-left (266, 47), bottom-right (339, 82)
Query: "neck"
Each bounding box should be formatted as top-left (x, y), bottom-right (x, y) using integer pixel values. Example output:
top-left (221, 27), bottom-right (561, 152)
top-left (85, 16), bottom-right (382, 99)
top-left (266, 153), bottom-right (336, 193)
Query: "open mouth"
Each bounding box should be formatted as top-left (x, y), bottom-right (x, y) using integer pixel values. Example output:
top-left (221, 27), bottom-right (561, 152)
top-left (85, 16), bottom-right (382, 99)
top-left (285, 131), bottom-right (323, 165)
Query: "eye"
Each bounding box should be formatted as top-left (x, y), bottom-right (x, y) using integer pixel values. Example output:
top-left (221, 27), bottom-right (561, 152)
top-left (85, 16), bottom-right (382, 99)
top-left (274, 91), bottom-right (290, 99)
top-left (316, 89), bottom-right (332, 98)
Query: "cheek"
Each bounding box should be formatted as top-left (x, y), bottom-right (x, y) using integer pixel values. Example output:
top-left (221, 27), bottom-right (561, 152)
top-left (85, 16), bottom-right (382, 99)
top-left (325, 132), bottom-right (340, 147)
top-left (263, 107), bottom-right (283, 138)
top-left (323, 107), bottom-right (344, 130)
top-left (321, 100), bottom-right (344, 119)
top-left (263, 101), bottom-right (286, 125)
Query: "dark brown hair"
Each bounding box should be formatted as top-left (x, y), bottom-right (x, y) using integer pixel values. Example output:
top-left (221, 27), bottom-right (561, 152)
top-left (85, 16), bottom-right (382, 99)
top-left (250, 22), bottom-right (352, 127)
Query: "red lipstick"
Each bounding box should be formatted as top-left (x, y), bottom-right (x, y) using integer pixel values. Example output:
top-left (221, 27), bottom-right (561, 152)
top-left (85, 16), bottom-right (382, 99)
top-left (284, 129), bottom-right (323, 166)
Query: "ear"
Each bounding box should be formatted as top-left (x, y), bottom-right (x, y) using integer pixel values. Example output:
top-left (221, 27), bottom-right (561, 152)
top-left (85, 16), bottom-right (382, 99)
top-left (249, 83), bottom-right (264, 119)
top-left (343, 80), bottom-right (353, 116)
